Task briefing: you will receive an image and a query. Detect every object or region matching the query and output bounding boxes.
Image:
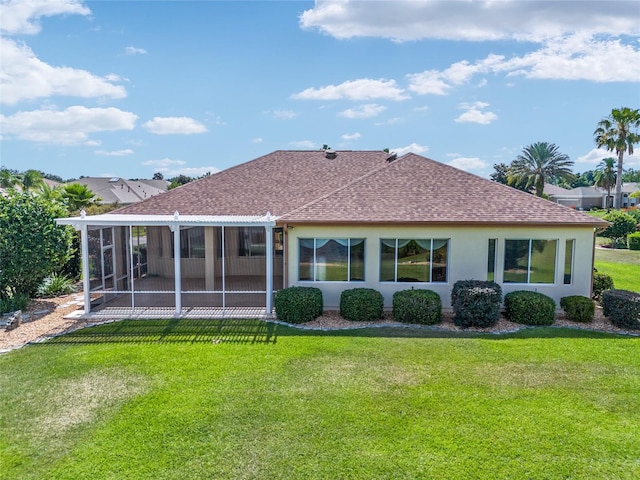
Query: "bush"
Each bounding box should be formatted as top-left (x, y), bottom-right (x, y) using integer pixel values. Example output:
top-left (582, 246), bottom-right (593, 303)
top-left (504, 290), bottom-right (556, 326)
top-left (628, 232), bottom-right (640, 250)
top-left (273, 286), bottom-right (323, 324)
top-left (592, 272), bottom-right (615, 300)
top-left (451, 280), bottom-right (502, 328)
top-left (602, 289), bottom-right (640, 329)
top-left (37, 273), bottom-right (75, 298)
top-left (560, 296), bottom-right (595, 323)
top-left (600, 210), bottom-right (637, 245)
top-left (340, 288), bottom-right (384, 322)
top-left (0, 293), bottom-right (29, 315)
top-left (392, 289), bottom-right (442, 325)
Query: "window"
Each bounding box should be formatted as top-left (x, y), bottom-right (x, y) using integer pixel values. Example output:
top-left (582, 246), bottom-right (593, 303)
top-left (380, 239), bottom-right (448, 283)
top-left (239, 227), bottom-right (265, 256)
top-left (171, 227), bottom-right (205, 258)
top-left (487, 239), bottom-right (497, 282)
top-left (504, 239), bottom-right (557, 284)
top-left (299, 238), bottom-right (365, 281)
top-left (564, 239), bottom-right (574, 285)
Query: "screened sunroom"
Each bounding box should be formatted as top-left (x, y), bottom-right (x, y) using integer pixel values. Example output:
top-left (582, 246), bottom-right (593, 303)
top-left (57, 212), bottom-right (282, 318)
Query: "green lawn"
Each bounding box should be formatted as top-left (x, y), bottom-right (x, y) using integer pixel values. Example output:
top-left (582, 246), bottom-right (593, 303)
top-left (1, 320), bottom-right (639, 479)
top-left (594, 245), bottom-right (640, 292)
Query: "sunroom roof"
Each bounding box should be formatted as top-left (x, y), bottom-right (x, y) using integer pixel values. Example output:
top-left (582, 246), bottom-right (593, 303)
top-left (56, 212), bottom-right (277, 229)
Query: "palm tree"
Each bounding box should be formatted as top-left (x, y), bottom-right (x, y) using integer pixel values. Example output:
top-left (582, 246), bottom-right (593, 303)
top-left (19, 169), bottom-right (44, 192)
top-left (508, 142), bottom-right (575, 197)
top-left (0, 168), bottom-right (18, 190)
top-left (594, 107), bottom-right (640, 209)
top-left (38, 182), bottom-right (65, 203)
top-left (593, 157), bottom-right (616, 211)
top-left (62, 183), bottom-right (101, 214)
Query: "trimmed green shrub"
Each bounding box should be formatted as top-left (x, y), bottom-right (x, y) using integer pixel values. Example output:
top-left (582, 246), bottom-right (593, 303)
top-left (340, 288), bottom-right (384, 322)
top-left (600, 210), bottom-right (637, 246)
top-left (504, 290), bottom-right (556, 326)
top-left (392, 289), bottom-right (442, 325)
top-left (451, 280), bottom-right (502, 328)
top-left (628, 232), bottom-right (640, 251)
top-left (602, 289), bottom-right (640, 329)
top-left (560, 295), bottom-right (595, 323)
top-left (592, 272), bottom-right (615, 300)
top-left (274, 286), bottom-right (323, 324)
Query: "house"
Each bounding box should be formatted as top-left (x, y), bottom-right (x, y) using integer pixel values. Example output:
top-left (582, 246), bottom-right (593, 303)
top-left (545, 183), bottom-right (640, 210)
top-left (57, 150), bottom-right (609, 319)
top-left (66, 177), bottom-right (169, 206)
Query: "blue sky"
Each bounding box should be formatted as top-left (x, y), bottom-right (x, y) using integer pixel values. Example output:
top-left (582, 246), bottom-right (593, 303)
top-left (1, 0), bottom-right (639, 181)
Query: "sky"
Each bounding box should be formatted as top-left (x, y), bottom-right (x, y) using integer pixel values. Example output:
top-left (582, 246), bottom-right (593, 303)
top-left (1, 0), bottom-right (639, 181)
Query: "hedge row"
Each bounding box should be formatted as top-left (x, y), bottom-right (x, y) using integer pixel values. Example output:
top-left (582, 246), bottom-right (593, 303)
top-left (273, 283), bottom-right (635, 330)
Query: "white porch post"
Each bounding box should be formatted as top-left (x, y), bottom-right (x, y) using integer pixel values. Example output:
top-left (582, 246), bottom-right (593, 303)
top-left (80, 220), bottom-right (91, 314)
top-left (172, 212), bottom-right (182, 316)
top-left (265, 213), bottom-right (274, 317)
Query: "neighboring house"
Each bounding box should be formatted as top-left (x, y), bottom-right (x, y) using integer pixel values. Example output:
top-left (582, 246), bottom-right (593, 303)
top-left (66, 177), bottom-right (169, 205)
top-left (545, 183), bottom-right (640, 210)
top-left (58, 150), bottom-right (609, 318)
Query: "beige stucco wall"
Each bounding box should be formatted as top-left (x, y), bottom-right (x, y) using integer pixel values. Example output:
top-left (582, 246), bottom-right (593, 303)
top-left (285, 224), bottom-right (597, 310)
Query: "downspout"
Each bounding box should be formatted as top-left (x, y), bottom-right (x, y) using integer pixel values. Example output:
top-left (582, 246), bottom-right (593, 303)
top-left (283, 223), bottom-right (289, 288)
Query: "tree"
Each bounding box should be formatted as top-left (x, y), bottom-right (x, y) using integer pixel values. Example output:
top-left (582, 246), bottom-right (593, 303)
top-left (600, 210), bottom-right (638, 247)
top-left (38, 183), bottom-right (64, 202)
top-left (19, 169), bottom-right (44, 191)
top-left (490, 163), bottom-right (531, 192)
top-left (594, 107), bottom-right (640, 209)
top-left (153, 172), bottom-right (165, 180)
top-left (593, 157), bottom-right (616, 210)
top-left (0, 192), bottom-right (73, 301)
top-left (623, 168), bottom-right (640, 183)
top-left (168, 174), bottom-right (195, 190)
top-left (508, 142), bottom-right (575, 197)
top-left (0, 168), bottom-right (19, 190)
top-left (62, 183), bottom-right (101, 214)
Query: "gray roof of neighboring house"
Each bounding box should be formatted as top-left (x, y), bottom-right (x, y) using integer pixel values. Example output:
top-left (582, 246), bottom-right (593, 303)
top-left (115, 150), bottom-right (608, 227)
top-left (68, 177), bottom-right (169, 205)
top-left (545, 183), bottom-right (640, 199)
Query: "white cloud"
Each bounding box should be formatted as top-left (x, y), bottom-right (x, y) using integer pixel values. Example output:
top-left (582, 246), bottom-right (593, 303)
top-left (0, 0), bottom-right (91, 35)
top-left (95, 149), bottom-right (134, 156)
top-left (143, 117), bottom-right (208, 135)
top-left (0, 106), bottom-right (138, 144)
top-left (269, 110), bottom-right (298, 120)
top-left (142, 159), bottom-right (219, 177)
top-left (391, 143), bottom-right (428, 156)
top-left (292, 78), bottom-right (408, 101)
top-left (341, 132), bottom-right (361, 140)
top-left (124, 46), bottom-right (147, 55)
top-left (299, 1), bottom-right (640, 42)
top-left (0, 38), bottom-right (127, 105)
top-left (448, 157), bottom-right (488, 172)
top-left (454, 102), bottom-right (497, 125)
top-left (576, 148), bottom-right (640, 169)
top-left (289, 140), bottom-right (317, 149)
top-left (251, 137), bottom-right (263, 143)
top-left (338, 103), bottom-right (386, 119)
top-left (142, 158), bottom-right (187, 167)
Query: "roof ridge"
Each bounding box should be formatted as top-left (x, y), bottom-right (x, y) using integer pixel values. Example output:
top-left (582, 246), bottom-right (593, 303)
top-left (279, 156), bottom-right (394, 218)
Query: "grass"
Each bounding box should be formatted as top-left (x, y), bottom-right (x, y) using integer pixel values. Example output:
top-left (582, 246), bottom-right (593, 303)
top-left (595, 243), bottom-right (640, 292)
top-left (1, 320), bottom-right (639, 479)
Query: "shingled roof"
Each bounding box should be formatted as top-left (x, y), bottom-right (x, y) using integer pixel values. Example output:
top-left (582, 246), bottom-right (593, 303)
top-left (114, 150), bottom-right (608, 227)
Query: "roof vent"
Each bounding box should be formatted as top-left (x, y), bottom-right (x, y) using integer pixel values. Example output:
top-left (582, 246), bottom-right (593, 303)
top-left (324, 149), bottom-right (337, 159)
top-left (386, 153), bottom-right (398, 162)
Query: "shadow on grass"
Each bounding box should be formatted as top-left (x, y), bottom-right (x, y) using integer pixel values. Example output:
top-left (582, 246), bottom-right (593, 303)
top-left (39, 318), bottom-right (636, 346)
top-left (44, 318), bottom-right (279, 345)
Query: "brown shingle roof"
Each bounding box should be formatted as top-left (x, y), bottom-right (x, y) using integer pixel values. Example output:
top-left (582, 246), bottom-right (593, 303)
top-left (114, 150), bottom-right (608, 227)
top-left (115, 150), bottom-right (389, 216)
